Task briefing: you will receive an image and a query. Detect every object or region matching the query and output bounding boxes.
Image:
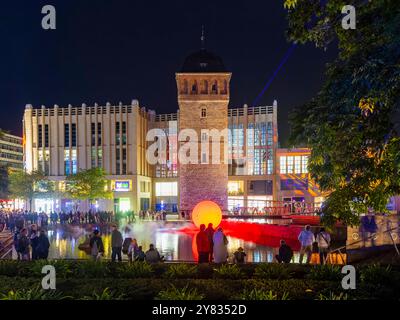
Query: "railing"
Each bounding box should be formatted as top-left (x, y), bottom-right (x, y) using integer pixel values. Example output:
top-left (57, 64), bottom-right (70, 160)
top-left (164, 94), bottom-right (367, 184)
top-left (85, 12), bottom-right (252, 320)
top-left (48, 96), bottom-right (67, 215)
top-left (326, 220), bottom-right (400, 264)
top-left (0, 231), bottom-right (14, 259)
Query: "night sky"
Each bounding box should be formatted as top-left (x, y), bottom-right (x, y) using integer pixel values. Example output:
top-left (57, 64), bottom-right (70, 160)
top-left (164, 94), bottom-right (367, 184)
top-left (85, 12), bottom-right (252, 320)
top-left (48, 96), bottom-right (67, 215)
top-left (0, 0), bottom-right (336, 145)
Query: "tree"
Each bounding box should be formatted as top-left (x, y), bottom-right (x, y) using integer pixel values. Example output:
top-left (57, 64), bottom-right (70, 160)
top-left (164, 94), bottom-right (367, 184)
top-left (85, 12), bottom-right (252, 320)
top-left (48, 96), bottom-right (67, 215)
top-left (284, 0), bottom-right (400, 225)
top-left (0, 166), bottom-right (9, 207)
top-left (9, 170), bottom-right (55, 211)
top-left (65, 168), bottom-right (112, 210)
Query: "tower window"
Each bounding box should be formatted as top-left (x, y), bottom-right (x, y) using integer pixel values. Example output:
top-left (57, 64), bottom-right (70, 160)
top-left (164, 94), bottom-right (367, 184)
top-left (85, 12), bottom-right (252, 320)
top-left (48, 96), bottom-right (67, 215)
top-left (191, 81), bottom-right (198, 94)
top-left (211, 81), bottom-right (218, 94)
top-left (182, 79), bottom-right (188, 94)
top-left (201, 108), bottom-right (207, 118)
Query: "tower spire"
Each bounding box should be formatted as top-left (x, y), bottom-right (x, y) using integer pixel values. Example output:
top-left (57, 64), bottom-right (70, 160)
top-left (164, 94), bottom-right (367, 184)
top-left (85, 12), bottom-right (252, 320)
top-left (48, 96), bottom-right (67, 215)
top-left (200, 25), bottom-right (205, 50)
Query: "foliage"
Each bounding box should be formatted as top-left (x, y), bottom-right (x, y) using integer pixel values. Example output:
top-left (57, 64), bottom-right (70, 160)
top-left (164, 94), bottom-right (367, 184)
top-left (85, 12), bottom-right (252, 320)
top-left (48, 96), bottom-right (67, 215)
top-left (65, 168), bottom-right (112, 205)
top-left (285, 0), bottom-right (400, 225)
top-left (238, 288), bottom-right (290, 300)
top-left (360, 264), bottom-right (395, 285)
top-left (74, 260), bottom-right (109, 278)
top-left (213, 264), bottom-right (244, 279)
top-left (254, 263), bottom-right (294, 280)
top-left (0, 165), bottom-right (9, 201)
top-left (307, 265), bottom-right (342, 281)
top-left (317, 292), bottom-right (348, 300)
top-left (116, 262), bottom-right (154, 278)
top-left (155, 285), bottom-right (204, 300)
top-left (0, 285), bottom-right (67, 300)
top-left (164, 264), bottom-right (198, 279)
top-left (30, 260), bottom-right (73, 279)
top-left (8, 170), bottom-right (54, 210)
top-left (81, 288), bottom-right (125, 300)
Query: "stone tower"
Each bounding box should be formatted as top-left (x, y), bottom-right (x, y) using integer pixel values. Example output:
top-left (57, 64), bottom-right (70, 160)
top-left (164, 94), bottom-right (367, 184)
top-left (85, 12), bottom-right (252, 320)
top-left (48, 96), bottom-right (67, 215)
top-left (176, 38), bottom-right (231, 215)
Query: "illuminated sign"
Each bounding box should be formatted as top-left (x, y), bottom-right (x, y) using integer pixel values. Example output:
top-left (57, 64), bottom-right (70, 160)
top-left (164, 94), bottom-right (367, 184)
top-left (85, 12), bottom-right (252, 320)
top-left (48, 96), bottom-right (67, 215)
top-left (114, 181), bottom-right (131, 192)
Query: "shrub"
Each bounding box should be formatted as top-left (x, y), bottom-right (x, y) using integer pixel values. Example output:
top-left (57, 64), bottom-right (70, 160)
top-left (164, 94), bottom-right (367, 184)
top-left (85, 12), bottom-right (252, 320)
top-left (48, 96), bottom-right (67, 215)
top-left (30, 260), bottom-right (73, 279)
top-left (75, 260), bottom-right (109, 278)
top-left (254, 263), bottom-right (293, 280)
top-left (164, 264), bottom-right (197, 279)
top-left (0, 285), bottom-right (67, 300)
top-left (116, 262), bottom-right (154, 278)
top-left (307, 265), bottom-right (342, 281)
top-left (81, 288), bottom-right (125, 300)
top-left (0, 260), bottom-right (20, 277)
top-left (213, 264), bottom-right (244, 279)
top-left (360, 264), bottom-right (394, 285)
top-left (317, 292), bottom-right (349, 300)
top-left (156, 285), bottom-right (204, 300)
top-left (238, 288), bottom-right (290, 300)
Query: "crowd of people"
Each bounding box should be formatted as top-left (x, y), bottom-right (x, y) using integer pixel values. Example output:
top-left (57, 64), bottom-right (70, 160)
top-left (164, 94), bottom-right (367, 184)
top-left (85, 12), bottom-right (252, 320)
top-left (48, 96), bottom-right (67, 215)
top-left (84, 224), bottom-right (164, 263)
top-left (274, 225), bottom-right (331, 265)
top-left (195, 223), bottom-right (332, 265)
top-left (1, 208), bottom-right (334, 265)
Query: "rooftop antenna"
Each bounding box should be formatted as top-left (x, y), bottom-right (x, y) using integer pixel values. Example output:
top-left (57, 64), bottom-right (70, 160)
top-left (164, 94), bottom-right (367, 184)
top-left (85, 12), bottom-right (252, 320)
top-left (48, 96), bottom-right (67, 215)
top-left (200, 25), bottom-right (205, 49)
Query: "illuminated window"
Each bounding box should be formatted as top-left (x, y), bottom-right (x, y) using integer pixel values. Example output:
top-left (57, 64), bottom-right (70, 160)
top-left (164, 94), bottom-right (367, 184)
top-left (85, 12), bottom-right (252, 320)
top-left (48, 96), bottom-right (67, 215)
top-left (155, 182), bottom-right (178, 196)
top-left (71, 149), bottom-right (77, 174)
top-left (64, 150), bottom-right (70, 175)
top-left (302, 156), bottom-right (309, 173)
top-left (228, 181), bottom-right (244, 195)
top-left (287, 156), bottom-right (294, 174)
top-left (97, 148), bottom-right (102, 168)
top-left (201, 152), bottom-right (207, 164)
top-left (294, 156), bottom-right (301, 174)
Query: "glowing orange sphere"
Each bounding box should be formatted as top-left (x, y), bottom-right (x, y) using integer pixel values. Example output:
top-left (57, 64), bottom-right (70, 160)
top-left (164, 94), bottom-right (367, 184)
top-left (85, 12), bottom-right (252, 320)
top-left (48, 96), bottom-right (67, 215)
top-left (191, 200), bottom-right (222, 229)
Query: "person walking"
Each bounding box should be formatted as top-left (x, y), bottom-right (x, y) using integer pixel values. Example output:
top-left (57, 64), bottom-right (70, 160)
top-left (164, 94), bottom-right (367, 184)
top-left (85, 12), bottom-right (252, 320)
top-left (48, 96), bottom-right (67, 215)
top-left (205, 223), bottom-right (214, 262)
top-left (89, 229), bottom-right (104, 261)
top-left (275, 240), bottom-right (293, 263)
top-left (213, 228), bottom-right (229, 263)
top-left (316, 227), bottom-right (331, 264)
top-left (298, 225), bottom-right (315, 264)
top-left (111, 224), bottom-right (123, 262)
top-left (196, 224), bottom-right (210, 263)
top-left (36, 230), bottom-right (50, 259)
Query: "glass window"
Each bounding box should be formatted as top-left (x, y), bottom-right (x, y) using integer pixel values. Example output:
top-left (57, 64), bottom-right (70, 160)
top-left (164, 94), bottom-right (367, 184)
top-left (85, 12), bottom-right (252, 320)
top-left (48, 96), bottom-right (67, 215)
top-left (287, 156), bottom-right (294, 174)
top-left (71, 149), bottom-right (77, 174)
top-left (294, 156), bottom-right (301, 174)
top-left (155, 182), bottom-right (178, 196)
top-left (64, 124), bottom-right (69, 147)
top-left (64, 150), bottom-right (70, 175)
top-left (201, 108), bottom-right (206, 118)
top-left (38, 125), bottom-right (42, 148)
top-left (302, 156), bottom-right (309, 173)
top-left (71, 123), bottom-right (77, 147)
top-left (91, 147), bottom-right (96, 168)
top-left (280, 156), bottom-right (287, 174)
top-left (44, 124), bottom-right (49, 148)
top-left (97, 148), bottom-right (102, 168)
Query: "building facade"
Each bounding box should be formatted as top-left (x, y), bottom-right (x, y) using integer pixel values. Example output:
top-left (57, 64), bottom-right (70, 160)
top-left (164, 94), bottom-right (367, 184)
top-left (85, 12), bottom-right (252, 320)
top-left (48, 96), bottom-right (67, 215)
top-left (23, 47), bottom-right (324, 214)
top-left (0, 132), bottom-right (23, 170)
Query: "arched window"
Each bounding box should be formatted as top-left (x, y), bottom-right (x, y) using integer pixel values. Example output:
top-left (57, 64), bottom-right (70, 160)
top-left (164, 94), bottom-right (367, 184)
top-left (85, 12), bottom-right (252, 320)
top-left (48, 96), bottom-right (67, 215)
top-left (191, 80), bottom-right (198, 94)
top-left (181, 79), bottom-right (188, 94)
top-left (211, 80), bottom-right (218, 94)
top-left (201, 80), bottom-right (208, 94)
top-left (221, 80), bottom-right (228, 94)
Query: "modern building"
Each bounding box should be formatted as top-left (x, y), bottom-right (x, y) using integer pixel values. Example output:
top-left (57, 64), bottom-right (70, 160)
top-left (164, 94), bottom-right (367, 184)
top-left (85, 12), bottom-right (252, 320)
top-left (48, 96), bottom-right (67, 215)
top-left (22, 45), bottom-right (324, 214)
top-left (0, 132), bottom-right (23, 170)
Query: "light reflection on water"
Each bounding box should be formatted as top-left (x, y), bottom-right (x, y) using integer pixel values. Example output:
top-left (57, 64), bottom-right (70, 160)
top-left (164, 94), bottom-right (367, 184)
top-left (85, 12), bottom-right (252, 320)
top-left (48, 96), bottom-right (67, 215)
top-left (45, 222), bottom-right (301, 263)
